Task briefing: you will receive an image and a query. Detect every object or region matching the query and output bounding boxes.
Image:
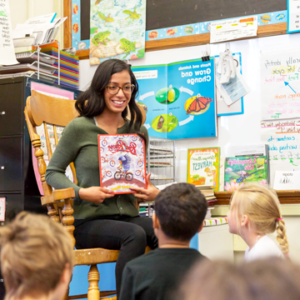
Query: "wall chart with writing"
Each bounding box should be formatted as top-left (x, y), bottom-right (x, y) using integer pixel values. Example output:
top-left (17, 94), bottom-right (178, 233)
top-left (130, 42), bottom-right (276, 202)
top-left (261, 118), bottom-right (300, 187)
top-left (261, 48), bottom-right (300, 120)
top-left (0, 0), bottom-right (18, 65)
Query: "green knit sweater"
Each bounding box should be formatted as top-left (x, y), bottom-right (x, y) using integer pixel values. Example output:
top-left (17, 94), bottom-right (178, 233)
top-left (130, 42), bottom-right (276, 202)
top-left (45, 116), bottom-right (148, 220)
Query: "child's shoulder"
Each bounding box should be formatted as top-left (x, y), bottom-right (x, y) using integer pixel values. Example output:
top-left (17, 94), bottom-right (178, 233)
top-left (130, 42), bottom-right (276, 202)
top-left (246, 235), bottom-right (283, 261)
top-left (125, 248), bottom-right (158, 273)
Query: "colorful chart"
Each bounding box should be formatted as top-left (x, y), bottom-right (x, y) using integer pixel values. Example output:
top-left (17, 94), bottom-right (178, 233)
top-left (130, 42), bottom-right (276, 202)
top-left (132, 58), bottom-right (217, 139)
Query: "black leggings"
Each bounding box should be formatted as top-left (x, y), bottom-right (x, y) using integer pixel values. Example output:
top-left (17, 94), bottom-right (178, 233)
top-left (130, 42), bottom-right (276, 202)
top-left (74, 215), bottom-right (158, 297)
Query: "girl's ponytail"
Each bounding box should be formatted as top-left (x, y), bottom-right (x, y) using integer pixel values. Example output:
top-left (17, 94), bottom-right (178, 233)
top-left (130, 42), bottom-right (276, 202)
top-left (276, 218), bottom-right (289, 257)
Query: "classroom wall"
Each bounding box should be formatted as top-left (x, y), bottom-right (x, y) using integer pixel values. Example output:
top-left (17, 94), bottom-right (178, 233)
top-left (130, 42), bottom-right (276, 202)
top-left (79, 33), bottom-right (300, 184)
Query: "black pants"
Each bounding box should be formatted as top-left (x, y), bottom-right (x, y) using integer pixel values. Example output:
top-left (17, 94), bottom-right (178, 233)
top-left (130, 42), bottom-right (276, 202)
top-left (74, 215), bottom-right (158, 297)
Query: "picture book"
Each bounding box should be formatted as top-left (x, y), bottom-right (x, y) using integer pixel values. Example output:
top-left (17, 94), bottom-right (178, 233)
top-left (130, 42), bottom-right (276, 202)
top-left (187, 147), bottom-right (220, 191)
top-left (132, 57), bottom-right (216, 139)
top-left (98, 134), bottom-right (147, 194)
top-left (224, 156), bottom-right (268, 191)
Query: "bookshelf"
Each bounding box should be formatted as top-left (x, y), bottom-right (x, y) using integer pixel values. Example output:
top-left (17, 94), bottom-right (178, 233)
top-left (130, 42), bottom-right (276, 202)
top-left (214, 190), bottom-right (300, 205)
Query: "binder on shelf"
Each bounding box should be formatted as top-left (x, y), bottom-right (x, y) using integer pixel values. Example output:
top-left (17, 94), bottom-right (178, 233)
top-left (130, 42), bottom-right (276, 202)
top-left (0, 62), bottom-right (56, 75)
top-left (15, 51), bottom-right (57, 65)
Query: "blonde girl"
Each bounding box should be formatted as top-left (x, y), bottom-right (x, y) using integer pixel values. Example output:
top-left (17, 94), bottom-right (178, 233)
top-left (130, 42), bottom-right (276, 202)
top-left (227, 183), bottom-right (289, 261)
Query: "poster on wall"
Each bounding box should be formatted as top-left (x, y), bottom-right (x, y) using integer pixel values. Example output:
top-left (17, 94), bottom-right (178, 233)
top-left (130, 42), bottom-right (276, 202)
top-left (89, 0), bottom-right (146, 65)
top-left (132, 58), bottom-right (217, 139)
top-left (260, 118), bottom-right (300, 187)
top-left (287, 0), bottom-right (300, 33)
top-left (261, 48), bottom-right (300, 120)
top-left (0, 0), bottom-right (18, 65)
top-left (187, 147), bottom-right (220, 191)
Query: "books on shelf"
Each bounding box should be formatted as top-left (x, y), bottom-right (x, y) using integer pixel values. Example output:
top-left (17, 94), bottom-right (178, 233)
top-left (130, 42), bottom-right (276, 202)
top-left (146, 161), bottom-right (172, 167)
top-left (193, 185), bottom-right (217, 205)
top-left (224, 156), bottom-right (269, 191)
top-left (187, 147), bottom-right (221, 191)
top-left (149, 144), bottom-right (173, 155)
top-left (98, 134), bottom-right (147, 194)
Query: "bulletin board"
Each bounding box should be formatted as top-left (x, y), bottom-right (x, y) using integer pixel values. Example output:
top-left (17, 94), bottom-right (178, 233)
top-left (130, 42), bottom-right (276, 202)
top-left (63, 0), bottom-right (288, 59)
top-left (78, 32), bottom-right (300, 203)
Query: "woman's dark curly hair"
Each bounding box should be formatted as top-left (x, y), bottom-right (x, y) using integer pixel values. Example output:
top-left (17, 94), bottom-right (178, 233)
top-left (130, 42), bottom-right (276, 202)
top-left (75, 59), bottom-right (143, 134)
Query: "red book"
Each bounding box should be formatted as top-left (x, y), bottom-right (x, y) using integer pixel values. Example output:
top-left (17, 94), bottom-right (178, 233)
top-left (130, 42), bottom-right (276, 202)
top-left (98, 134), bottom-right (147, 194)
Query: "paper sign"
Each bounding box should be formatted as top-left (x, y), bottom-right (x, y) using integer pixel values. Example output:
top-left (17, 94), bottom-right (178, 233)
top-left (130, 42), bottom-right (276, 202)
top-left (215, 54), bottom-right (249, 106)
top-left (261, 119), bottom-right (300, 161)
top-left (260, 119), bottom-right (300, 187)
top-left (261, 48), bottom-right (300, 120)
top-left (0, 198), bottom-right (5, 221)
top-left (288, 0), bottom-right (300, 33)
top-left (274, 171), bottom-right (300, 190)
top-left (210, 17), bottom-right (258, 43)
top-left (0, 0), bottom-right (19, 65)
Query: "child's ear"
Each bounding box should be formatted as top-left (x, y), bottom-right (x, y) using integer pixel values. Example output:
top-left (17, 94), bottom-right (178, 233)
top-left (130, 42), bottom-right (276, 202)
top-left (152, 214), bottom-right (160, 229)
top-left (197, 222), bottom-right (204, 233)
top-left (240, 214), bottom-right (249, 227)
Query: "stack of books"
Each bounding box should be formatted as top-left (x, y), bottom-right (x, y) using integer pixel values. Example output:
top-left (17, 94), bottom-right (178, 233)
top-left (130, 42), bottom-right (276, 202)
top-left (195, 185), bottom-right (217, 206)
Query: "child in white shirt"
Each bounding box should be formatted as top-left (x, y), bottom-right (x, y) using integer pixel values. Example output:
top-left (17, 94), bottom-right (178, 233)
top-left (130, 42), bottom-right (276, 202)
top-left (227, 183), bottom-right (288, 261)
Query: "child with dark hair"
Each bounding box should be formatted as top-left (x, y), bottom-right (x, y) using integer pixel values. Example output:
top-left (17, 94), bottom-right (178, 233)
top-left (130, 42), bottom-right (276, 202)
top-left (119, 183), bottom-right (208, 300)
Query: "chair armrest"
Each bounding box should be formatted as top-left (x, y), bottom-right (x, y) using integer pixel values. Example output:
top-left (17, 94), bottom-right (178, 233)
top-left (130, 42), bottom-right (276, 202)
top-left (41, 188), bottom-right (75, 206)
top-left (52, 188), bottom-right (75, 202)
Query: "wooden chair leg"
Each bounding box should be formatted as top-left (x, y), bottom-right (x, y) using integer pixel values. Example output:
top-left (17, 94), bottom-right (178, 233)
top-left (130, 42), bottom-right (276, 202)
top-left (88, 264), bottom-right (100, 300)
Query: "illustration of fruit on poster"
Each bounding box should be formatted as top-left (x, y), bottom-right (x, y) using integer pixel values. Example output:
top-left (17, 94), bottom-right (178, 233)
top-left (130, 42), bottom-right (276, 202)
top-left (187, 147), bottom-right (220, 191)
top-left (89, 0), bottom-right (146, 65)
top-left (224, 156), bottom-right (268, 191)
top-left (132, 58), bottom-right (216, 139)
top-left (98, 134), bottom-right (147, 194)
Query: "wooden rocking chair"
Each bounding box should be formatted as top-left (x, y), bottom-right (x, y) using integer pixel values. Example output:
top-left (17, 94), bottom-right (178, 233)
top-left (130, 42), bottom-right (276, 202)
top-left (24, 90), bottom-right (147, 300)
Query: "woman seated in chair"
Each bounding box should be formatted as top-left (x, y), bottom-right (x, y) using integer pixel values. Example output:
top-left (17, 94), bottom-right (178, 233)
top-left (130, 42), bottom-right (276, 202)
top-left (45, 59), bottom-right (159, 297)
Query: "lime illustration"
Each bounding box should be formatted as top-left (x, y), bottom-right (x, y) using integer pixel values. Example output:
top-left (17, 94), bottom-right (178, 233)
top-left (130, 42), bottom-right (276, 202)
top-left (155, 86), bottom-right (180, 104)
top-left (151, 114), bottom-right (178, 133)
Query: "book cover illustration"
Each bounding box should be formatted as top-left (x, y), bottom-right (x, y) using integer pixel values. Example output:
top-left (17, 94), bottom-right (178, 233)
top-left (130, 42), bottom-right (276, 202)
top-left (224, 156), bottom-right (268, 191)
top-left (98, 134), bottom-right (147, 194)
top-left (187, 147), bottom-right (220, 191)
top-left (132, 57), bottom-right (216, 139)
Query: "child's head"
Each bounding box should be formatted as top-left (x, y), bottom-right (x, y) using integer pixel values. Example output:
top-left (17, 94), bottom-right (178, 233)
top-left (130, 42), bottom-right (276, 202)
top-left (154, 183), bottom-right (208, 242)
top-left (227, 183), bottom-right (288, 256)
top-left (178, 258), bottom-right (300, 300)
top-left (0, 212), bottom-right (74, 300)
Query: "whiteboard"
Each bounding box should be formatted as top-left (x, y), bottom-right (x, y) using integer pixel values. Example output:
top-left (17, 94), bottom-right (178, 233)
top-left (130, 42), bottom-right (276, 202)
top-left (79, 33), bottom-right (300, 184)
